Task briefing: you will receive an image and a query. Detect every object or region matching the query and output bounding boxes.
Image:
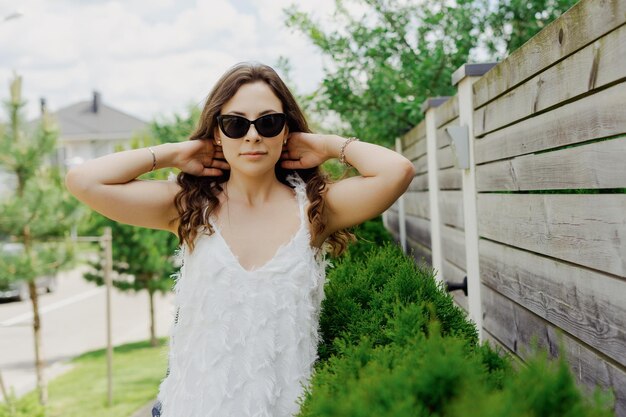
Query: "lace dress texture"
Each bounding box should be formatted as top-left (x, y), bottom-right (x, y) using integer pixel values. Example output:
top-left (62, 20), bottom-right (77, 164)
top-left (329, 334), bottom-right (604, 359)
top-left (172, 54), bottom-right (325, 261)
top-left (155, 174), bottom-right (330, 417)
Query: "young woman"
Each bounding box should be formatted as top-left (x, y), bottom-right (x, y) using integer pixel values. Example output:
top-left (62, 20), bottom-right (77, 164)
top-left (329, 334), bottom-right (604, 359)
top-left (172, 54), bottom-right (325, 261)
top-left (65, 62), bottom-right (414, 417)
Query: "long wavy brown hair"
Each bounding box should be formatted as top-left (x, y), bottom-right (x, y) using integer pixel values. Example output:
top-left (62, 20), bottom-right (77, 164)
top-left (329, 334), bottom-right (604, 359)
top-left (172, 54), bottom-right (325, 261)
top-left (173, 62), bottom-right (354, 256)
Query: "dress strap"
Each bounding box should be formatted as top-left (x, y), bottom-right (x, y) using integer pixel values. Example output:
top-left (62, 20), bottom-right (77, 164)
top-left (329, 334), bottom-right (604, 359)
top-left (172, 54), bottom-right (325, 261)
top-left (286, 173), bottom-right (308, 226)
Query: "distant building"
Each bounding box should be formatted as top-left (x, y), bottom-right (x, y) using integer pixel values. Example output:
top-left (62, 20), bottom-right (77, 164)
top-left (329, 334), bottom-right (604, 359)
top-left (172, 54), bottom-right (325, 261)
top-left (48, 91), bottom-right (148, 169)
top-left (0, 91), bottom-right (148, 201)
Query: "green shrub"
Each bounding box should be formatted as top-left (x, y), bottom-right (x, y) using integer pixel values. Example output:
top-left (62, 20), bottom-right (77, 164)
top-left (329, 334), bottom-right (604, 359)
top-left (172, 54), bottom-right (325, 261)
top-left (303, 239), bottom-right (614, 416)
top-left (299, 327), bottom-right (612, 417)
top-left (299, 327), bottom-right (488, 417)
top-left (318, 242), bottom-right (477, 362)
top-left (446, 350), bottom-right (613, 417)
top-left (341, 216), bottom-right (393, 262)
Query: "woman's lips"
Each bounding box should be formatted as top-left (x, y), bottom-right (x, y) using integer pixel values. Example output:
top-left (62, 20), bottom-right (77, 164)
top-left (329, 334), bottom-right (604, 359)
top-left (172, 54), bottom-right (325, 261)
top-left (240, 152), bottom-right (267, 159)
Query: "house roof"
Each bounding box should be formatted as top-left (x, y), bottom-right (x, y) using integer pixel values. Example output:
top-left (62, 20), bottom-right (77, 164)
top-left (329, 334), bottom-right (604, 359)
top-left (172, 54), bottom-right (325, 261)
top-left (50, 92), bottom-right (148, 141)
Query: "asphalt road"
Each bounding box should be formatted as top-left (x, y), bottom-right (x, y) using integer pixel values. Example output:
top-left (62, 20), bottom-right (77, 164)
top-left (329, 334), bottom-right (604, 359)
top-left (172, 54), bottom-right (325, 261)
top-left (0, 265), bottom-right (175, 400)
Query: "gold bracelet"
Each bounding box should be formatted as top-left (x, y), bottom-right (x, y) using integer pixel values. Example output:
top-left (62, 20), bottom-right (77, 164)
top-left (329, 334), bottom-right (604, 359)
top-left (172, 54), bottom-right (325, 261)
top-left (339, 137), bottom-right (359, 168)
top-left (147, 147), bottom-right (157, 172)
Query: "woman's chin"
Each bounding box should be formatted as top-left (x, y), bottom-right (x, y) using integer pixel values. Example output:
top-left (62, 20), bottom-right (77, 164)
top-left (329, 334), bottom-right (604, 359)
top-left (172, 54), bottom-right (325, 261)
top-left (230, 164), bottom-right (277, 178)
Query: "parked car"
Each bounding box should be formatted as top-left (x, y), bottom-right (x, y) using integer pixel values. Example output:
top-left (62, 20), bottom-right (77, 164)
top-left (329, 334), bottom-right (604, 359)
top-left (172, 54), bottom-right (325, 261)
top-left (0, 242), bottom-right (58, 301)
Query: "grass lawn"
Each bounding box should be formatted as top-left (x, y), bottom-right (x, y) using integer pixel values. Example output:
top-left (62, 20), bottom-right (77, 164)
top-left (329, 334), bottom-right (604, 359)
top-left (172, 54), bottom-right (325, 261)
top-left (19, 337), bottom-right (168, 417)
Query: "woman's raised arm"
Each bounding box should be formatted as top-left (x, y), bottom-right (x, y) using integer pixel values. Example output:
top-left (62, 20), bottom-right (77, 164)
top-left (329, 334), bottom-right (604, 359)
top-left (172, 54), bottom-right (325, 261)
top-left (281, 133), bottom-right (415, 239)
top-left (65, 140), bottom-right (228, 234)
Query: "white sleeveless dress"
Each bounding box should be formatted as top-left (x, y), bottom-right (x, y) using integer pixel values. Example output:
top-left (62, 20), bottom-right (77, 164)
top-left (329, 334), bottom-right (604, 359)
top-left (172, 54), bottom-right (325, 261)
top-left (156, 173), bottom-right (331, 417)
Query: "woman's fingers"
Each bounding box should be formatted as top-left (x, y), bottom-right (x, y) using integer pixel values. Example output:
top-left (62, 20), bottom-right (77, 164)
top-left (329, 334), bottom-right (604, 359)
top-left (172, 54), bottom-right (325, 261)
top-left (202, 167), bottom-right (224, 176)
top-left (280, 159), bottom-right (305, 170)
top-left (211, 159), bottom-right (230, 170)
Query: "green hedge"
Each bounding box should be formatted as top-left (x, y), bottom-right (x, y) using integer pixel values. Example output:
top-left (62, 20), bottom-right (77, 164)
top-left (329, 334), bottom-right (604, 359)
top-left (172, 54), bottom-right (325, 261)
top-left (300, 234), bottom-right (613, 416)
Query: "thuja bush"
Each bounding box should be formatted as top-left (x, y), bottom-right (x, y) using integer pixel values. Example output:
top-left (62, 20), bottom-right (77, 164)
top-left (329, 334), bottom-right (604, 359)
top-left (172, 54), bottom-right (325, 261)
top-left (318, 243), bottom-right (477, 362)
top-left (299, 327), bottom-right (611, 417)
top-left (303, 242), bottom-right (613, 416)
top-left (341, 216), bottom-right (393, 263)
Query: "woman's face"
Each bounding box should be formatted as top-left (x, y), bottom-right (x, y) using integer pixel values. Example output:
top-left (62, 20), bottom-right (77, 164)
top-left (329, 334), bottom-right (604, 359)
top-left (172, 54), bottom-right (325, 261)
top-left (215, 81), bottom-right (288, 178)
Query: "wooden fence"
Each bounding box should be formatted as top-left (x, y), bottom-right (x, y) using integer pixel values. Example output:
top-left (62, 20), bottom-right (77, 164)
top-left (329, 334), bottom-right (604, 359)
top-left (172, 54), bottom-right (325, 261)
top-left (384, 0), bottom-right (626, 415)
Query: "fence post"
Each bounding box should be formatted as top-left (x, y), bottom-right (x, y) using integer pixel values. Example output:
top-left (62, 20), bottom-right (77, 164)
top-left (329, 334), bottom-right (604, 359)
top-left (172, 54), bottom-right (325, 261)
top-left (102, 227), bottom-right (114, 406)
top-left (451, 63), bottom-right (496, 342)
top-left (395, 138), bottom-right (407, 253)
top-left (422, 98), bottom-right (449, 284)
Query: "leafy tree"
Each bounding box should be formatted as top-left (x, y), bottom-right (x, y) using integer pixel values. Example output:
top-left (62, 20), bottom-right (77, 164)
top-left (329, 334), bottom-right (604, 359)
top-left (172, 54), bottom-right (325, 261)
top-left (150, 104), bottom-right (201, 146)
top-left (285, 0), bottom-right (484, 146)
top-left (80, 107), bottom-right (198, 347)
top-left (0, 74), bottom-right (80, 405)
top-left (285, 0), bottom-right (578, 147)
top-left (485, 0), bottom-right (579, 57)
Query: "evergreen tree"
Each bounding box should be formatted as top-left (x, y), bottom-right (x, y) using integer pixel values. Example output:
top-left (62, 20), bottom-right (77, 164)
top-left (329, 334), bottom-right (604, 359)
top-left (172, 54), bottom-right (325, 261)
top-left (0, 73), bottom-right (80, 405)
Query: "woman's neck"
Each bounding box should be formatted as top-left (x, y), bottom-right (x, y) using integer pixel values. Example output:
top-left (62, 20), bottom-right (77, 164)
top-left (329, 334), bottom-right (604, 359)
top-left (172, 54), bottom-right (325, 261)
top-left (224, 171), bottom-right (285, 207)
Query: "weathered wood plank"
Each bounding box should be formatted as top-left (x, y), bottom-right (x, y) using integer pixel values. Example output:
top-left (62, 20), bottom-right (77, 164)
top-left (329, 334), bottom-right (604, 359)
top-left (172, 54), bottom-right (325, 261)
top-left (480, 238), bottom-right (626, 365)
top-left (438, 167), bottom-right (462, 190)
top-left (475, 82), bottom-right (626, 163)
top-left (405, 214), bottom-right (431, 250)
top-left (475, 23), bottom-right (626, 137)
top-left (441, 225), bottom-right (466, 271)
top-left (473, 0), bottom-right (626, 109)
top-left (477, 194), bottom-right (626, 277)
top-left (442, 258), bottom-right (468, 312)
top-left (386, 209), bottom-right (400, 237)
top-left (413, 153), bottom-right (429, 175)
top-left (482, 285), bottom-right (626, 416)
top-left (476, 137), bottom-right (626, 191)
top-left (407, 235), bottom-right (433, 266)
top-left (404, 191), bottom-right (430, 219)
top-left (404, 137), bottom-right (427, 161)
top-left (439, 190), bottom-right (464, 229)
top-left (437, 145), bottom-right (455, 170)
top-left (434, 95), bottom-right (459, 128)
top-left (408, 173), bottom-right (429, 191)
top-left (401, 121), bottom-right (427, 149)
top-left (483, 328), bottom-right (521, 364)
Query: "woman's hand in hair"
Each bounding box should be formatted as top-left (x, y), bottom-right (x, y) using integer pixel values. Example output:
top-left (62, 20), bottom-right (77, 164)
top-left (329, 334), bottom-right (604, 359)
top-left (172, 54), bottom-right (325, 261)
top-left (280, 132), bottom-right (331, 170)
top-left (174, 139), bottom-right (230, 176)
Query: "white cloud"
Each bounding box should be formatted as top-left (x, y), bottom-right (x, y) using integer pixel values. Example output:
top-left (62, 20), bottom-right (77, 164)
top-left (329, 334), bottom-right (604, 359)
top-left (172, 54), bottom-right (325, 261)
top-left (0, 0), bottom-right (341, 122)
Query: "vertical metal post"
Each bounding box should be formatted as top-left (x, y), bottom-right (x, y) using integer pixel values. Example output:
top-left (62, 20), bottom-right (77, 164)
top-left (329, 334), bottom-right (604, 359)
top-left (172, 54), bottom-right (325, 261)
top-left (103, 227), bottom-right (114, 406)
top-left (395, 138), bottom-right (407, 253)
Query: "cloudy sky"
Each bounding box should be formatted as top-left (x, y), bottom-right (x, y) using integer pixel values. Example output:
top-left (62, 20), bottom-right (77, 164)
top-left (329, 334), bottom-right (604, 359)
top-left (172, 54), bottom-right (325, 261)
top-left (0, 0), bottom-right (346, 123)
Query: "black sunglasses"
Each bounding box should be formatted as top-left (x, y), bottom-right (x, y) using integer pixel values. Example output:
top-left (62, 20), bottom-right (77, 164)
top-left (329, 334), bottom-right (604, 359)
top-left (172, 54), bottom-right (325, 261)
top-left (216, 113), bottom-right (287, 139)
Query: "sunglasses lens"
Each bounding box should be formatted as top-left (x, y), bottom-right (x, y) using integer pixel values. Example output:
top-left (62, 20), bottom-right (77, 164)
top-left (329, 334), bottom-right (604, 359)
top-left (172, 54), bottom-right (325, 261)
top-left (256, 114), bottom-right (286, 137)
top-left (220, 116), bottom-right (250, 138)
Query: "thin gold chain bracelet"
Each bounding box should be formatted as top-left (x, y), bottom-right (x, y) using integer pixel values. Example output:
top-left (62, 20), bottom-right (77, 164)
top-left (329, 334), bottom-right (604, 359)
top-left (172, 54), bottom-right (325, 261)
top-left (147, 147), bottom-right (157, 172)
top-left (339, 137), bottom-right (359, 168)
